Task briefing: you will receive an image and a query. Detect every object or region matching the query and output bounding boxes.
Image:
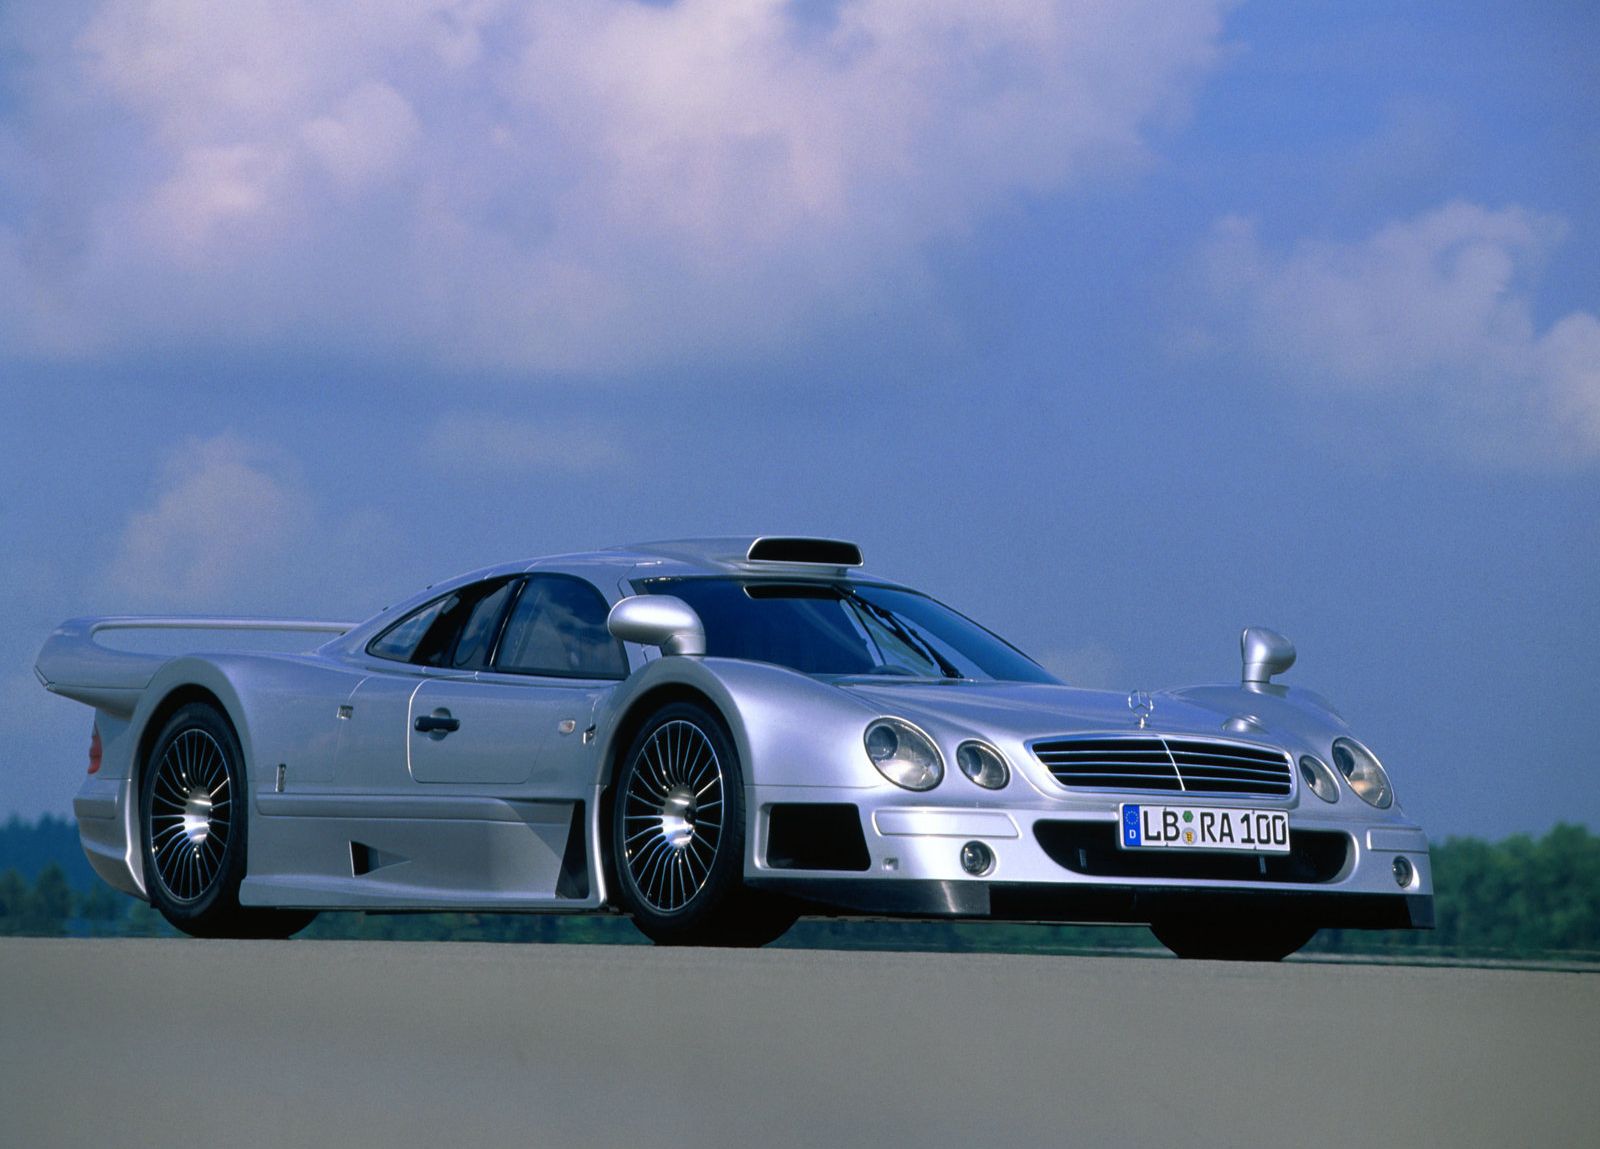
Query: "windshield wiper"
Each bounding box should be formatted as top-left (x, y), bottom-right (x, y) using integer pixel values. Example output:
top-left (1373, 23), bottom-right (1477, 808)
top-left (843, 589), bottom-right (963, 679)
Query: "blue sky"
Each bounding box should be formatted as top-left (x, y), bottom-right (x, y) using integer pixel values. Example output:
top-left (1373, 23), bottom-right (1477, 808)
top-left (2, 1), bottom-right (1596, 838)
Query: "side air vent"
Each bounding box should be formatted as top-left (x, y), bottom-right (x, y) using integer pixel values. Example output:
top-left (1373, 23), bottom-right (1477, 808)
top-left (555, 803), bottom-right (589, 899)
top-left (746, 537), bottom-right (863, 567)
top-left (349, 841), bottom-right (407, 876)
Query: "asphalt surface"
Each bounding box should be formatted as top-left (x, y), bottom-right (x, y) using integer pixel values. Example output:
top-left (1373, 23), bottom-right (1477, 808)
top-left (1, 937), bottom-right (1594, 1148)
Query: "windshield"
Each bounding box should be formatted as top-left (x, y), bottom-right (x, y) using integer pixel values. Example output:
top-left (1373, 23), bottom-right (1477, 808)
top-left (637, 578), bottom-right (1060, 683)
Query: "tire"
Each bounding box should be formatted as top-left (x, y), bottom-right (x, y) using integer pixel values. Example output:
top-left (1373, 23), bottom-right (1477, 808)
top-left (139, 702), bottom-right (316, 939)
top-left (1149, 916), bottom-right (1316, 962)
top-left (611, 702), bottom-right (796, 947)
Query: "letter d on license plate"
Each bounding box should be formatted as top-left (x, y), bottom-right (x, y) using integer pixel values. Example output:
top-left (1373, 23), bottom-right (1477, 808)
top-left (1119, 804), bottom-right (1290, 854)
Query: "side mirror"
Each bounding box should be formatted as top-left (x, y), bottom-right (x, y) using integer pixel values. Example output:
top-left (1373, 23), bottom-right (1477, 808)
top-left (607, 595), bottom-right (706, 657)
top-left (1240, 626), bottom-right (1295, 686)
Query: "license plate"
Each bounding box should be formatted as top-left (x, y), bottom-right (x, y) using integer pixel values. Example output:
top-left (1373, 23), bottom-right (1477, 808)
top-left (1119, 803), bottom-right (1290, 854)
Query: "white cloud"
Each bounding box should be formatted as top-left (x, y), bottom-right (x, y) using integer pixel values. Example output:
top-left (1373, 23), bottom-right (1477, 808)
top-left (421, 413), bottom-right (627, 476)
top-left (1196, 202), bottom-right (1600, 465)
top-left (109, 436), bottom-right (306, 607)
top-left (301, 82), bottom-right (421, 195)
top-left (106, 434), bottom-right (397, 612)
top-left (1, 0), bottom-right (1230, 371)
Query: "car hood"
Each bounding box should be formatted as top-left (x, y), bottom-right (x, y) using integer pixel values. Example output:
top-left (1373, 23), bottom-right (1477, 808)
top-left (830, 678), bottom-right (1320, 746)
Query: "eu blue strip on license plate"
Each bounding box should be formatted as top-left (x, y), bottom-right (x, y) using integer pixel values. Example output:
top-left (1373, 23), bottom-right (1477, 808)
top-left (1119, 803), bottom-right (1290, 854)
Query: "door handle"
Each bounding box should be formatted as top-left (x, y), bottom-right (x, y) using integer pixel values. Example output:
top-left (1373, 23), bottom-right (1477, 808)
top-left (414, 714), bottom-right (461, 734)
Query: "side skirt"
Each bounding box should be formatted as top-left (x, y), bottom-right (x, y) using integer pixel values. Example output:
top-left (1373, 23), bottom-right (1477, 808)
top-left (241, 793), bottom-right (603, 911)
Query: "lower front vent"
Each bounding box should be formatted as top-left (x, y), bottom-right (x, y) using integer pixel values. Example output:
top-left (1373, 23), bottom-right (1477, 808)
top-left (1034, 821), bottom-right (1350, 884)
top-left (766, 804), bottom-right (871, 872)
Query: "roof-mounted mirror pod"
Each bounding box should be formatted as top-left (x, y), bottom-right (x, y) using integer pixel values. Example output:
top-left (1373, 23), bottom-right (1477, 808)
top-left (607, 595), bottom-right (706, 656)
top-left (1241, 626), bottom-right (1295, 687)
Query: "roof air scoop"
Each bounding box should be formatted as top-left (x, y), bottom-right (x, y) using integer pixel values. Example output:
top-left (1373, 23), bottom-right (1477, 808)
top-left (746, 537), bottom-right (863, 567)
top-left (1241, 627), bottom-right (1295, 687)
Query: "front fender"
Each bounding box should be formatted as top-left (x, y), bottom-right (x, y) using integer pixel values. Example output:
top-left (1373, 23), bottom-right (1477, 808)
top-left (596, 658), bottom-right (887, 789)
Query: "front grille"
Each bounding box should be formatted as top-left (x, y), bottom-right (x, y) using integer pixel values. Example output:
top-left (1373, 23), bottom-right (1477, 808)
top-left (1035, 821), bottom-right (1350, 884)
top-left (1031, 735), bottom-right (1293, 797)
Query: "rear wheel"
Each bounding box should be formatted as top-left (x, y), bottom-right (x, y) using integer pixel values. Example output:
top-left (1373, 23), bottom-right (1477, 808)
top-left (611, 702), bottom-right (795, 946)
top-left (140, 703), bottom-right (315, 939)
top-left (1150, 916), bottom-right (1316, 962)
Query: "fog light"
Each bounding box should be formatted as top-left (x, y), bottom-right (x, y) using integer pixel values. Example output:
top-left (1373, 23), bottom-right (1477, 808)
top-left (960, 841), bottom-right (994, 876)
top-left (1393, 856), bottom-right (1414, 888)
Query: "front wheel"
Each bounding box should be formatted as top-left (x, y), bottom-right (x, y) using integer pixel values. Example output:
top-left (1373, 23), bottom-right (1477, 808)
top-left (1150, 916), bottom-right (1316, 962)
top-left (611, 702), bottom-right (795, 946)
top-left (140, 703), bottom-right (315, 939)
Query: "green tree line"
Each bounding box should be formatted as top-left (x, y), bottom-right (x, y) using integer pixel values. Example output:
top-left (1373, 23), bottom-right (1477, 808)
top-left (3, 823), bottom-right (1595, 960)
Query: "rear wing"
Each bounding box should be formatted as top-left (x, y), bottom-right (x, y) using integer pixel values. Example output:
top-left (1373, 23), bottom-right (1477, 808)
top-left (36, 617), bottom-right (360, 717)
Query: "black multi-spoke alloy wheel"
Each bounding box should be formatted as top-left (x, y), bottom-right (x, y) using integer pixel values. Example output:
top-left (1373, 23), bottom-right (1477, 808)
top-left (1150, 917), bottom-right (1316, 962)
top-left (140, 703), bottom-right (315, 939)
top-left (611, 702), bottom-right (795, 946)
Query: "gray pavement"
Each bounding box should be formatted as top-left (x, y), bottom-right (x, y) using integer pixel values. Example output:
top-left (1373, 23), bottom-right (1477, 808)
top-left (1, 937), bottom-right (1594, 1148)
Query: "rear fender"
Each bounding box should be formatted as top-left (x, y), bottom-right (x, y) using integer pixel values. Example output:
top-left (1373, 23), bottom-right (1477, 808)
top-left (133, 655), bottom-right (367, 799)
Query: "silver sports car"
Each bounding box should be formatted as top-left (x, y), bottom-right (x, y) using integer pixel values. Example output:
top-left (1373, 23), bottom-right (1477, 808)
top-left (36, 536), bottom-right (1432, 959)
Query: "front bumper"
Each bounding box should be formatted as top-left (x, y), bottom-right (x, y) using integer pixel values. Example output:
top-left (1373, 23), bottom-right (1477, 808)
top-left (747, 789), bottom-right (1434, 930)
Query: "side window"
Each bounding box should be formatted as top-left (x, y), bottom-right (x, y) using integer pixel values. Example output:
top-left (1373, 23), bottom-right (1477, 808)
top-left (449, 580), bottom-right (515, 670)
top-left (493, 575), bottom-right (627, 679)
top-left (367, 577), bottom-right (516, 667)
top-left (367, 595), bottom-right (449, 662)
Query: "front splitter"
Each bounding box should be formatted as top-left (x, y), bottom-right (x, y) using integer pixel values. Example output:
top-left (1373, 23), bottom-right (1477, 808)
top-left (747, 876), bottom-right (1434, 930)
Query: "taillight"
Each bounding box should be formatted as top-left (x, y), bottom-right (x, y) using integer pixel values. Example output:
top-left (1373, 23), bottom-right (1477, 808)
top-left (88, 726), bottom-right (102, 774)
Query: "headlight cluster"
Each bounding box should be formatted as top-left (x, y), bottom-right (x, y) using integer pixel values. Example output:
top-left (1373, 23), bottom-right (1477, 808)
top-left (864, 722), bottom-right (1012, 791)
top-left (1298, 755), bottom-right (1340, 803)
top-left (1331, 737), bottom-right (1393, 808)
top-left (864, 719), bottom-right (943, 791)
top-left (956, 741), bottom-right (1010, 789)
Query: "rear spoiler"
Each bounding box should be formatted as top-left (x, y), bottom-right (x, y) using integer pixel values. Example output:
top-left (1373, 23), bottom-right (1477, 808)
top-left (36, 617), bottom-right (359, 717)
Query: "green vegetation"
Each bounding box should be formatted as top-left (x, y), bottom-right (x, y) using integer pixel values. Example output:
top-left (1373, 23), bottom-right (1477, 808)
top-left (1307, 823), bottom-right (1600, 961)
top-left (3, 821), bottom-right (1595, 961)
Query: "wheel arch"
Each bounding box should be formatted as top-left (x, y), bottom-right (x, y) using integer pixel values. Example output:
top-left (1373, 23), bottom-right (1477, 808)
top-left (603, 683), bottom-right (737, 785)
top-left (129, 671), bottom-right (318, 939)
top-left (596, 681), bottom-right (739, 902)
top-left (588, 655), bottom-right (883, 905)
top-left (128, 660), bottom-right (259, 890)
top-left (134, 682), bottom-right (247, 795)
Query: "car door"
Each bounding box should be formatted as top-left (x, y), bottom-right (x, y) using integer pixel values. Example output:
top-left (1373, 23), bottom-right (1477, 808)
top-left (332, 575), bottom-right (516, 792)
top-left (408, 574), bottom-right (629, 792)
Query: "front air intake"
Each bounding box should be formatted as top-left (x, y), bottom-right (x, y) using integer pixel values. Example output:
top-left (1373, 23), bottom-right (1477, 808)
top-left (746, 537), bottom-right (863, 566)
top-left (1035, 822), bottom-right (1349, 883)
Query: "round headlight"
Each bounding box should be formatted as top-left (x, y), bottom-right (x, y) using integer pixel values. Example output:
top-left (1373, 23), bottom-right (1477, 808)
top-left (956, 741), bottom-right (1010, 790)
top-left (1330, 738), bottom-right (1393, 808)
top-left (864, 718), bottom-right (944, 791)
top-left (1298, 755), bottom-right (1340, 803)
